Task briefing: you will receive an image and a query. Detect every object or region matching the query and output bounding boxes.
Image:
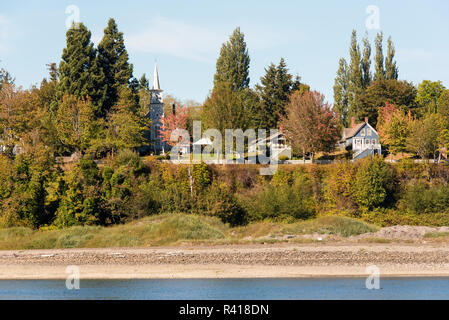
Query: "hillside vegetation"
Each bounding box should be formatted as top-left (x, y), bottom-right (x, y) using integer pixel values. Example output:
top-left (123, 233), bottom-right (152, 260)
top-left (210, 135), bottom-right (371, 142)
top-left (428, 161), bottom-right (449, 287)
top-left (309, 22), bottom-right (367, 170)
top-left (0, 214), bottom-right (378, 250)
top-left (2, 151), bottom-right (449, 230)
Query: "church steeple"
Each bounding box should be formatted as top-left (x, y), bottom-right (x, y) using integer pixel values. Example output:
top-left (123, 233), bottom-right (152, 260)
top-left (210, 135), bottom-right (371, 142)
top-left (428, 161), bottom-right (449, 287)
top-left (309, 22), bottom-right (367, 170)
top-left (153, 63), bottom-right (161, 90)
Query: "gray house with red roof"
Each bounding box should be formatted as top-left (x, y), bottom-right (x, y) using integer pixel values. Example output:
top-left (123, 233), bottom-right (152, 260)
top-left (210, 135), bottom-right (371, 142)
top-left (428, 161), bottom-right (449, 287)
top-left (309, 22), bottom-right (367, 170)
top-left (340, 117), bottom-right (382, 160)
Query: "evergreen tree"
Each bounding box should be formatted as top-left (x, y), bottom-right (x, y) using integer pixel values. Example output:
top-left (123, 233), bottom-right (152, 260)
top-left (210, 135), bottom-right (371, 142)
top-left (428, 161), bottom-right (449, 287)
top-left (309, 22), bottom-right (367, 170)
top-left (333, 58), bottom-right (349, 127)
top-left (361, 35), bottom-right (372, 89)
top-left (385, 36), bottom-right (398, 80)
top-left (97, 18), bottom-right (134, 116)
top-left (374, 32), bottom-right (385, 81)
top-left (255, 58), bottom-right (299, 129)
top-left (214, 27), bottom-right (250, 91)
top-left (347, 30), bottom-right (363, 120)
top-left (57, 23), bottom-right (107, 117)
top-left (138, 73), bottom-right (150, 91)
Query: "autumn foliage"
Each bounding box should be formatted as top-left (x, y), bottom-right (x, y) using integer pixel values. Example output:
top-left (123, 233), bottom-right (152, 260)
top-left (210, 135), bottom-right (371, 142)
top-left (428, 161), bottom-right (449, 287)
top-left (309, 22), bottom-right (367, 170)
top-left (159, 105), bottom-right (189, 146)
top-left (280, 90), bottom-right (339, 160)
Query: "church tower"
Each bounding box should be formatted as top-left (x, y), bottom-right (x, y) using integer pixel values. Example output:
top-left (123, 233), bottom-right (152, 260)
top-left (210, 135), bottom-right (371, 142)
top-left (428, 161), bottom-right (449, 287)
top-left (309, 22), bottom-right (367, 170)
top-left (148, 63), bottom-right (165, 154)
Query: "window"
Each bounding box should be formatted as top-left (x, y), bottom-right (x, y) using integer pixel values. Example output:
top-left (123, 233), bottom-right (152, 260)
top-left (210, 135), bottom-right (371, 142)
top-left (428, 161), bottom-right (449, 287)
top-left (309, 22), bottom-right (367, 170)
top-left (361, 129), bottom-right (365, 136)
top-left (366, 139), bottom-right (370, 144)
top-left (372, 139), bottom-right (376, 145)
top-left (367, 128), bottom-right (372, 136)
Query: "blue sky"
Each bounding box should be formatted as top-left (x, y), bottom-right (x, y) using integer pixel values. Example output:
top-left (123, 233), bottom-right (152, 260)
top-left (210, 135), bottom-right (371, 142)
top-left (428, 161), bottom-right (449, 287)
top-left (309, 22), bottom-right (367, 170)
top-left (1, 0), bottom-right (448, 104)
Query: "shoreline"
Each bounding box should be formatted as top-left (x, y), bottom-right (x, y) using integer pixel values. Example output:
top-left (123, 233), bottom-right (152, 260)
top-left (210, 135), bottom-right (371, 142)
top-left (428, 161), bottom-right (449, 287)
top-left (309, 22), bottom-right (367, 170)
top-left (1, 243), bottom-right (449, 279)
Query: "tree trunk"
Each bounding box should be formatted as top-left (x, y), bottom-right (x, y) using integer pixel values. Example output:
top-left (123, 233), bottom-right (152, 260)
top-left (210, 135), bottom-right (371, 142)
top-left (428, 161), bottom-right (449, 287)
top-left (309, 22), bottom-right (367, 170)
top-left (188, 166), bottom-right (194, 198)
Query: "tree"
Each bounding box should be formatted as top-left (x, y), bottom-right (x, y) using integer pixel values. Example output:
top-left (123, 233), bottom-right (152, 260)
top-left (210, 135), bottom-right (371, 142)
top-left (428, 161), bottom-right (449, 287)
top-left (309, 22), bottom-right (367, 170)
top-left (202, 81), bottom-right (257, 135)
top-left (333, 58), bottom-right (349, 127)
top-left (53, 156), bottom-right (103, 227)
top-left (57, 23), bottom-right (107, 117)
top-left (347, 30), bottom-right (363, 120)
top-left (377, 102), bottom-right (410, 157)
top-left (98, 86), bottom-right (150, 157)
top-left (374, 32), bottom-right (385, 81)
top-left (358, 79), bottom-right (417, 126)
top-left (280, 90), bottom-right (339, 161)
top-left (0, 68), bottom-right (14, 90)
top-left (138, 73), bottom-right (150, 91)
top-left (254, 58), bottom-right (300, 129)
top-left (361, 35), bottom-right (372, 89)
top-left (214, 27), bottom-right (250, 91)
top-left (159, 105), bottom-right (189, 158)
top-left (385, 36), bottom-right (398, 80)
top-left (415, 80), bottom-right (446, 115)
top-left (56, 95), bottom-right (98, 154)
top-left (97, 18), bottom-right (134, 115)
top-left (437, 89), bottom-right (449, 118)
top-left (407, 113), bottom-right (446, 160)
top-left (353, 157), bottom-right (396, 209)
top-left (0, 84), bottom-right (38, 155)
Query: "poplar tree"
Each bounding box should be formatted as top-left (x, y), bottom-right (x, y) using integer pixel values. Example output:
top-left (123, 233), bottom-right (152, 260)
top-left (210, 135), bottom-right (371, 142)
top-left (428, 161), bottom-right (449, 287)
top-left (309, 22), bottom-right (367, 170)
top-left (97, 18), bottom-right (134, 116)
top-left (385, 36), bottom-right (398, 80)
top-left (347, 30), bottom-right (363, 120)
top-left (57, 23), bottom-right (107, 117)
top-left (361, 35), bottom-right (372, 89)
top-left (214, 27), bottom-right (250, 91)
top-left (374, 32), bottom-right (385, 81)
top-left (333, 58), bottom-right (349, 127)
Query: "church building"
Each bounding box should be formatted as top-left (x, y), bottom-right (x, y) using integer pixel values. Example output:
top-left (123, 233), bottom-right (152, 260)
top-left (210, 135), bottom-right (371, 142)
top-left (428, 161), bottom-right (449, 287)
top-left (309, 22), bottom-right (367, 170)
top-left (147, 64), bottom-right (167, 154)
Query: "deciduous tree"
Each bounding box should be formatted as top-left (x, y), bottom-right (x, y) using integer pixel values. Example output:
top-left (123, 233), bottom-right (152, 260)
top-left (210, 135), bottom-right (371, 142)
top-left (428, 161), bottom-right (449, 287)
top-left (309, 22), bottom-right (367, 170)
top-left (280, 91), bottom-right (339, 161)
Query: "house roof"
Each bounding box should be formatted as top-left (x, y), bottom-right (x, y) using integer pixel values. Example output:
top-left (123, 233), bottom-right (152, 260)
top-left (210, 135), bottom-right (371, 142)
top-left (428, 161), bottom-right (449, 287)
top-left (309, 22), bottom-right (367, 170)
top-left (343, 123), bottom-right (365, 140)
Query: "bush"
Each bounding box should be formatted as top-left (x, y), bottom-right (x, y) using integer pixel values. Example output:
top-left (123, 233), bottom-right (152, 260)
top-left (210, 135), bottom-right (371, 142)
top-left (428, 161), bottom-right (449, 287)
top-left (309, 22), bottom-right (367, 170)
top-left (398, 181), bottom-right (449, 214)
top-left (197, 182), bottom-right (246, 226)
top-left (244, 171), bottom-right (316, 222)
top-left (353, 157), bottom-right (397, 209)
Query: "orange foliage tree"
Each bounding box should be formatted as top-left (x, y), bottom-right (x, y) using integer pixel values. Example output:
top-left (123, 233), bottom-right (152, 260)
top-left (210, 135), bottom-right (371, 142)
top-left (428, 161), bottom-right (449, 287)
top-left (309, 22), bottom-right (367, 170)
top-left (280, 90), bottom-right (339, 161)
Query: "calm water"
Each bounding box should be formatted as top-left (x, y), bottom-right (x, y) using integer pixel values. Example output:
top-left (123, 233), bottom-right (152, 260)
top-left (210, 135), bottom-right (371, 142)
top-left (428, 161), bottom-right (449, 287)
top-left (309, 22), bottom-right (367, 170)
top-left (0, 278), bottom-right (448, 300)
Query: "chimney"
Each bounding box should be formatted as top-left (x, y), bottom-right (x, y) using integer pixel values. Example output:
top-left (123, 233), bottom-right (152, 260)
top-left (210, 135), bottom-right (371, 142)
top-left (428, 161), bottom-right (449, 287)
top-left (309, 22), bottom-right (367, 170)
top-left (364, 117), bottom-right (369, 124)
top-left (351, 117), bottom-right (355, 128)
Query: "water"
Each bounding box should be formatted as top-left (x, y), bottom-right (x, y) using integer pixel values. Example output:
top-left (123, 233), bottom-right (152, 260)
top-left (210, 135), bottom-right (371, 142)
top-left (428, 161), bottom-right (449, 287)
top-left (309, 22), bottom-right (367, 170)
top-left (0, 278), bottom-right (448, 300)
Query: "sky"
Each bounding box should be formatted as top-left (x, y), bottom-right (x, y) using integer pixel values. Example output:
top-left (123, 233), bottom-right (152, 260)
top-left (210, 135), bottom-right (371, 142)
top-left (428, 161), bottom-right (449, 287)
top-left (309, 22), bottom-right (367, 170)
top-left (1, 0), bottom-right (448, 104)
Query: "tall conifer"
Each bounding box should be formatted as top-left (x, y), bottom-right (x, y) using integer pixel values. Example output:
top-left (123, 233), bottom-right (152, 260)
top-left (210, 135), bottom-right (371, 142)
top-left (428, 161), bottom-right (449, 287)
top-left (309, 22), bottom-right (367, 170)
top-left (97, 18), bottom-right (134, 115)
top-left (57, 23), bottom-right (107, 117)
top-left (214, 27), bottom-right (250, 91)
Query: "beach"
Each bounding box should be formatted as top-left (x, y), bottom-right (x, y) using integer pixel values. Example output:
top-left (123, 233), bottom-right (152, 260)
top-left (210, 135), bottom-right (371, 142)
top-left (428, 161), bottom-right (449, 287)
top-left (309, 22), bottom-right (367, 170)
top-left (1, 243), bottom-right (449, 279)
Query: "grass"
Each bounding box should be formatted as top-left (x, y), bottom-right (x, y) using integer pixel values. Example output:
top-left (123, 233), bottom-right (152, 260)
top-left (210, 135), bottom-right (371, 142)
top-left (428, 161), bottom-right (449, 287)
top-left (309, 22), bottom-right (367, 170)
top-left (424, 231), bottom-right (449, 239)
top-left (0, 214), bottom-right (380, 250)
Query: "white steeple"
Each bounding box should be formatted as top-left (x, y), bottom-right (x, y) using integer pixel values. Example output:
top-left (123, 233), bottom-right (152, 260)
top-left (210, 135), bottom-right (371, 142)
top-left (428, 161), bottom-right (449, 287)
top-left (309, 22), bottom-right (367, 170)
top-left (153, 63), bottom-right (160, 90)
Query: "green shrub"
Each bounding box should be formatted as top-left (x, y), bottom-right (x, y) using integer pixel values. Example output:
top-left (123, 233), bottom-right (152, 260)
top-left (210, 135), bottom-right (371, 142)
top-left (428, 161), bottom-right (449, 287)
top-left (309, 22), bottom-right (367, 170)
top-left (399, 181), bottom-right (449, 214)
top-left (245, 172), bottom-right (316, 222)
top-left (353, 157), bottom-right (397, 209)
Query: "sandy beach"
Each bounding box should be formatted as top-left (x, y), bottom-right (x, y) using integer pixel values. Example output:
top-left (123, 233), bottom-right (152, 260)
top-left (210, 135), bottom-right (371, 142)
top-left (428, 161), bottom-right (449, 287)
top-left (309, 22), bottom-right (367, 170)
top-left (1, 243), bottom-right (449, 279)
